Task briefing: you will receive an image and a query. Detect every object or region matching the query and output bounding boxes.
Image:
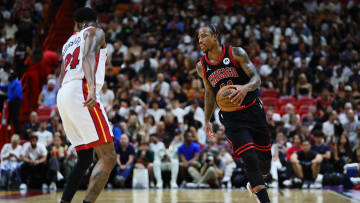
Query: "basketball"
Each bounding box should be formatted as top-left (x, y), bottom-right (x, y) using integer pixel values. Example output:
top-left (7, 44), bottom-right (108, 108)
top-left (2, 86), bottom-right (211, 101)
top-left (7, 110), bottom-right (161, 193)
top-left (216, 86), bottom-right (241, 111)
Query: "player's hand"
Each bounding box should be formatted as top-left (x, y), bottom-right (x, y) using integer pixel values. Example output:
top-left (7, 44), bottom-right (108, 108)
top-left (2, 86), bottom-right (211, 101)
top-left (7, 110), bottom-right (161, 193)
top-left (83, 89), bottom-right (97, 109)
top-left (228, 85), bottom-right (249, 105)
top-left (205, 121), bottom-right (216, 139)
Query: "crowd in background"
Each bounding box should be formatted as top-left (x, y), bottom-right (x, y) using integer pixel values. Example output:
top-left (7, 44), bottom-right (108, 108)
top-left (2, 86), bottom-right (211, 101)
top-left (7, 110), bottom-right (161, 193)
top-left (1, 0), bottom-right (360, 191)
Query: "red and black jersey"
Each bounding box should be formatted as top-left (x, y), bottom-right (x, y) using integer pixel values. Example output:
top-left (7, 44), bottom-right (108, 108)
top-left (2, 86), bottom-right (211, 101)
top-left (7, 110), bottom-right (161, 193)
top-left (200, 44), bottom-right (258, 109)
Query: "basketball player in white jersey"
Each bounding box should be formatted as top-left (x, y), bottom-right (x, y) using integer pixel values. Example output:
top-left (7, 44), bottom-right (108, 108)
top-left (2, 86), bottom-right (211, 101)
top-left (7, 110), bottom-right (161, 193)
top-left (57, 7), bottom-right (116, 203)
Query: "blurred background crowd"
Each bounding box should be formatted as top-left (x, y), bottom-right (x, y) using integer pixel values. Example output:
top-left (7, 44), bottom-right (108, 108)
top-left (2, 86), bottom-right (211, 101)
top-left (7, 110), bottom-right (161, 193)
top-left (1, 0), bottom-right (360, 192)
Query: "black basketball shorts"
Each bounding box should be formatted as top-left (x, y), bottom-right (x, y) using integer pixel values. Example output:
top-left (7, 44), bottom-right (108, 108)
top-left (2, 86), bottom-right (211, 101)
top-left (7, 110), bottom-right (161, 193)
top-left (219, 98), bottom-right (272, 159)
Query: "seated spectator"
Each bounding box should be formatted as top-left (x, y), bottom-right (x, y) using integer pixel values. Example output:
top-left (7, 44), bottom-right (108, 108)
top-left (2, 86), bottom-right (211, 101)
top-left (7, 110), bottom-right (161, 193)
top-left (333, 134), bottom-right (352, 172)
top-left (0, 134), bottom-right (22, 189)
top-left (63, 145), bottom-right (77, 181)
top-left (188, 150), bottom-right (224, 188)
top-left (38, 79), bottom-right (57, 107)
top-left (311, 130), bottom-right (333, 174)
top-left (135, 141), bottom-right (154, 186)
top-left (20, 134), bottom-right (48, 191)
top-left (147, 99), bottom-right (166, 122)
top-left (286, 134), bottom-right (303, 161)
top-left (115, 134), bottom-right (135, 188)
top-left (100, 83), bottom-right (115, 110)
top-left (344, 110), bottom-right (360, 146)
top-left (296, 73), bottom-right (312, 97)
top-left (153, 136), bottom-right (179, 188)
top-left (322, 111), bottom-right (342, 143)
top-left (282, 104), bottom-right (300, 129)
top-left (46, 115), bottom-right (60, 134)
top-left (218, 147), bottom-right (235, 188)
top-left (178, 131), bottom-right (201, 183)
top-left (290, 139), bottom-right (323, 188)
top-left (36, 120), bottom-right (53, 147)
top-left (23, 111), bottom-right (39, 139)
top-left (46, 135), bottom-right (65, 191)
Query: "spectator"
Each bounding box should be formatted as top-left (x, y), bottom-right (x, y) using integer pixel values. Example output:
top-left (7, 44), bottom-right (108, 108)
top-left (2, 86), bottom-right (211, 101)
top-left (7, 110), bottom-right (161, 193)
top-left (134, 142), bottom-right (154, 186)
top-left (46, 115), bottom-right (60, 134)
top-left (333, 134), bottom-right (352, 173)
top-left (63, 145), bottom-right (77, 181)
top-left (35, 120), bottom-right (53, 147)
top-left (147, 100), bottom-right (166, 122)
top-left (218, 147), bottom-right (235, 188)
top-left (290, 139), bottom-right (323, 188)
top-left (37, 79), bottom-right (57, 107)
top-left (23, 111), bottom-right (39, 139)
top-left (0, 62), bottom-right (11, 112)
top-left (178, 131), bottom-right (201, 183)
top-left (188, 150), bottom-right (224, 188)
top-left (115, 134), bottom-right (135, 188)
top-left (311, 130), bottom-right (333, 174)
top-left (151, 73), bottom-right (170, 98)
top-left (20, 134), bottom-right (48, 191)
top-left (153, 135), bottom-right (179, 188)
top-left (322, 111), bottom-right (342, 142)
top-left (286, 135), bottom-right (303, 161)
top-left (0, 72), bottom-right (23, 133)
top-left (0, 134), bottom-right (22, 188)
top-left (46, 135), bottom-right (65, 191)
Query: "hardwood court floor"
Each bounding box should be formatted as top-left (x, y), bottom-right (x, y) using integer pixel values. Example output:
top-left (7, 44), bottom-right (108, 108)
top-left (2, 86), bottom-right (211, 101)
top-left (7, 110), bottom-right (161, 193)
top-left (0, 189), bottom-right (357, 203)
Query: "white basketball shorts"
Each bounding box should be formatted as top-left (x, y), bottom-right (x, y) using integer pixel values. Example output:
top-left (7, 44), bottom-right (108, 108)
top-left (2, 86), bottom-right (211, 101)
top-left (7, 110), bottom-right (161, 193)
top-left (57, 79), bottom-right (113, 151)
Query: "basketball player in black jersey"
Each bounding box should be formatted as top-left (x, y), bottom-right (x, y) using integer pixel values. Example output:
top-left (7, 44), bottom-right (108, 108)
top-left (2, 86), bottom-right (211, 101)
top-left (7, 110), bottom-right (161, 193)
top-left (196, 25), bottom-right (271, 203)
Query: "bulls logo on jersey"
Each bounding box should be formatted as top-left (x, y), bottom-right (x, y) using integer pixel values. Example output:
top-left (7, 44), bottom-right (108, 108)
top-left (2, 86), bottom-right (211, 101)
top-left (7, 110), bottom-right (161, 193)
top-left (223, 57), bottom-right (230, 65)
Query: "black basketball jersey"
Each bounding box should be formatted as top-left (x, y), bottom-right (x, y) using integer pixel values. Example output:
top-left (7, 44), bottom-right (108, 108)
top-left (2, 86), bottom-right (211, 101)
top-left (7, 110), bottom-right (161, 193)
top-left (200, 44), bottom-right (258, 109)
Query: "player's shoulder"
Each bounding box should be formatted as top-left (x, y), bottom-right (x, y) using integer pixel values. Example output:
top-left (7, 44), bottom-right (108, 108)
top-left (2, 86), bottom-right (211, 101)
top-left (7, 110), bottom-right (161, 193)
top-left (230, 46), bottom-right (247, 57)
top-left (195, 60), bottom-right (204, 78)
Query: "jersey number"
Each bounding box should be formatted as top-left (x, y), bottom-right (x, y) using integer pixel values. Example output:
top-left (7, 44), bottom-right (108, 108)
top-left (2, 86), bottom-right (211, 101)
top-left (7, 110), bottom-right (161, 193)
top-left (220, 80), bottom-right (233, 88)
top-left (65, 47), bottom-right (80, 70)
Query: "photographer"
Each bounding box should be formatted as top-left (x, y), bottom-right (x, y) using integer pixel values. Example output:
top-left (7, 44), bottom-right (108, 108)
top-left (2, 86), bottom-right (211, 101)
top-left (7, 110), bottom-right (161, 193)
top-left (188, 149), bottom-right (224, 188)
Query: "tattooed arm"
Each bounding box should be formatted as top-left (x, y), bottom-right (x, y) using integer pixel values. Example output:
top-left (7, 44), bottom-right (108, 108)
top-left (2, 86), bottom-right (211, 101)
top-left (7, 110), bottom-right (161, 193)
top-left (196, 61), bottom-right (216, 138)
top-left (228, 47), bottom-right (261, 105)
top-left (231, 47), bottom-right (261, 91)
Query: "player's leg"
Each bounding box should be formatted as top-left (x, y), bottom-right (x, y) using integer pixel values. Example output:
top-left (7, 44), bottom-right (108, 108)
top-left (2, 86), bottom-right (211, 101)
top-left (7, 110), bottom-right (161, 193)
top-left (61, 148), bottom-right (94, 203)
top-left (83, 142), bottom-right (116, 202)
top-left (290, 156), bottom-right (304, 179)
top-left (229, 128), bottom-right (270, 203)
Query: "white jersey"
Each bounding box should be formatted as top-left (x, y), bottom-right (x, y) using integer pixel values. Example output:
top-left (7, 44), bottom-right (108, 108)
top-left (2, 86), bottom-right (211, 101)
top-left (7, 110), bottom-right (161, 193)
top-left (61, 26), bottom-right (107, 93)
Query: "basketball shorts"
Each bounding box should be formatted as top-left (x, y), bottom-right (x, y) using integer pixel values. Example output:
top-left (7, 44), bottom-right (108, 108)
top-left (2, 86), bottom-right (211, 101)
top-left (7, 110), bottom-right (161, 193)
top-left (219, 98), bottom-right (272, 159)
top-left (57, 79), bottom-right (113, 151)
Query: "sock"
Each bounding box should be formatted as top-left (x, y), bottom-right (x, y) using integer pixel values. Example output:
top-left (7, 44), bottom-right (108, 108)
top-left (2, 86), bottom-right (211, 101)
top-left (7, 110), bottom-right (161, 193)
top-left (256, 188), bottom-right (270, 203)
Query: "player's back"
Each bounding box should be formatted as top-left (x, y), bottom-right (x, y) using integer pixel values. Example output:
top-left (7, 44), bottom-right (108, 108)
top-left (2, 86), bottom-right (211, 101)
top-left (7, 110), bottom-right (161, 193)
top-left (61, 26), bottom-right (107, 93)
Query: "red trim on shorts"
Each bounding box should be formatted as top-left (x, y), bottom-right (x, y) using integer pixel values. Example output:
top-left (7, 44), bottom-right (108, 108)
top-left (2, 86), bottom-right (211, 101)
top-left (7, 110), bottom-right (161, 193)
top-left (95, 52), bottom-right (100, 72)
top-left (236, 146), bottom-right (256, 156)
top-left (253, 143), bottom-right (272, 149)
top-left (75, 139), bottom-right (105, 151)
top-left (200, 58), bottom-right (207, 79)
top-left (204, 44), bottom-right (225, 66)
top-left (220, 98), bottom-right (257, 112)
top-left (233, 142), bottom-right (254, 154)
top-left (81, 79), bottom-right (113, 149)
top-left (232, 143), bottom-right (271, 157)
top-left (224, 135), bottom-right (234, 153)
top-left (228, 45), bottom-right (242, 69)
top-left (94, 103), bottom-right (113, 142)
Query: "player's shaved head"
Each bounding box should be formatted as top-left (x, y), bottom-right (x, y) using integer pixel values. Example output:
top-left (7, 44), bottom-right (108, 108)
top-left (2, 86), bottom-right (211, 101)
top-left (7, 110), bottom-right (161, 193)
top-left (74, 7), bottom-right (97, 23)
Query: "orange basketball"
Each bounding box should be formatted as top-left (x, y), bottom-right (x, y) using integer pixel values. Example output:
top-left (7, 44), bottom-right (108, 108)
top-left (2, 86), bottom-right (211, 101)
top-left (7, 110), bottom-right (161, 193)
top-left (216, 86), bottom-right (241, 111)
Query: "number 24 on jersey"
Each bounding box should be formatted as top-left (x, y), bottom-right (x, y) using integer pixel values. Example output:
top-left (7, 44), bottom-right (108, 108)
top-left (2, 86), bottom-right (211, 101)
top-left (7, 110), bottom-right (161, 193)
top-left (65, 47), bottom-right (80, 70)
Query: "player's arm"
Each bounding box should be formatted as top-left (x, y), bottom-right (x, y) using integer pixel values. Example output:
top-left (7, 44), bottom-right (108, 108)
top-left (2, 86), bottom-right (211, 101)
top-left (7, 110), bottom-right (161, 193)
top-left (229, 47), bottom-right (261, 104)
top-left (196, 62), bottom-right (216, 138)
top-left (82, 28), bottom-right (105, 108)
top-left (59, 59), bottom-right (65, 89)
